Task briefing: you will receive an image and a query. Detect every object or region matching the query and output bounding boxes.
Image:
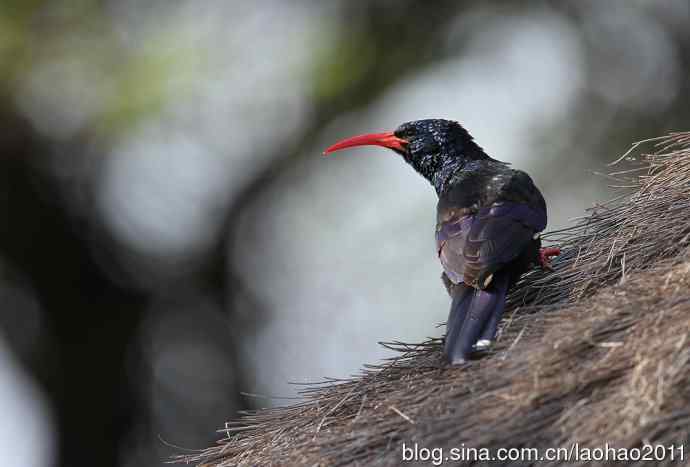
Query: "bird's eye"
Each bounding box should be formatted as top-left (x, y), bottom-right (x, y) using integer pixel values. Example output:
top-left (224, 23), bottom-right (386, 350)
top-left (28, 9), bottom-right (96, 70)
top-left (396, 128), bottom-right (413, 138)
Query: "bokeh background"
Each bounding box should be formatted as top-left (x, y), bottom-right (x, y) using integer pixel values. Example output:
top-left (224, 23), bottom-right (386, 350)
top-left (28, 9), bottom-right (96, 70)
top-left (1, 1), bottom-right (689, 466)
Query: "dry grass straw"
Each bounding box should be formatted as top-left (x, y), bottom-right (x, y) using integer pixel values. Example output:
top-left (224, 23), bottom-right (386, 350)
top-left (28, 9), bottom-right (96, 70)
top-left (177, 132), bottom-right (690, 466)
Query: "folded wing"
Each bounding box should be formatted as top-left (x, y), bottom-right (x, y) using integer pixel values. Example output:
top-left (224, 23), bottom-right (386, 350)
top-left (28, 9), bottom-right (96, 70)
top-left (436, 202), bottom-right (546, 288)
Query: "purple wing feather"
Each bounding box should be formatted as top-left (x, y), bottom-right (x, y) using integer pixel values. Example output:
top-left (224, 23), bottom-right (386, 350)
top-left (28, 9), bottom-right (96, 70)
top-left (436, 213), bottom-right (474, 284)
top-left (436, 202), bottom-right (545, 286)
top-left (485, 202), bottom-right (547, 232)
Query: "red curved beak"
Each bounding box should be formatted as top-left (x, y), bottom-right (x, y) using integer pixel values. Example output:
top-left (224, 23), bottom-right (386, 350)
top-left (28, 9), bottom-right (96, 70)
top-left (323, 131), bottom-right (408, 155)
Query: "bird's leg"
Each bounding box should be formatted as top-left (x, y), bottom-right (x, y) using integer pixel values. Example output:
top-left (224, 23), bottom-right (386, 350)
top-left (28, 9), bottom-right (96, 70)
top-left (539, 247), bottom-right (561, 271)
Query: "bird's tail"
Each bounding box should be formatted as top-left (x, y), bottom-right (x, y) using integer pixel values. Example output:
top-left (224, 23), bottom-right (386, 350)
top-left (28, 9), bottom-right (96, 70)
top-left (443, 272), bottom-right (509, 364)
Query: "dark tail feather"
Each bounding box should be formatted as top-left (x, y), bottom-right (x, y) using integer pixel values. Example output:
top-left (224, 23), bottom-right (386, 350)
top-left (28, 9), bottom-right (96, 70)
top-left (443, 284), bottom-right (473, 361)
top-left (444, 273), bottom-right (509, 365)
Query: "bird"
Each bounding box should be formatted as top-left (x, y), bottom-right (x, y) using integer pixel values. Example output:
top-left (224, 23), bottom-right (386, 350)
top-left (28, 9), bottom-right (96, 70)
top-left (324, 119), bottom-right (560, 364)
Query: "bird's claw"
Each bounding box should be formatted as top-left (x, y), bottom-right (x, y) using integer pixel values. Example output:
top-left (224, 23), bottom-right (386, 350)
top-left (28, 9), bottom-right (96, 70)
top-left (539, 247), bottom-right (561, 271)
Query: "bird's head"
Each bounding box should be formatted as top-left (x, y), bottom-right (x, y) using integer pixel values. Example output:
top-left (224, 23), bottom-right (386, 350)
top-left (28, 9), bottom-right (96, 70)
top-left (324, 119), bottom-right (489, 192)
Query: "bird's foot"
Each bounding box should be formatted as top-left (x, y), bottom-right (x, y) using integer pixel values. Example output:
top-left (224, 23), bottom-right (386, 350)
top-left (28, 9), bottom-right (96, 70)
top-left (539, 247), bottom-right (561, 271)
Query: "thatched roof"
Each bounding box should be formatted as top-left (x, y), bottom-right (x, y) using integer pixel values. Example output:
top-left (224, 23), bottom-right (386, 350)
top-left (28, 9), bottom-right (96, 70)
top-left (178, 132), bottom-right (690, 466)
